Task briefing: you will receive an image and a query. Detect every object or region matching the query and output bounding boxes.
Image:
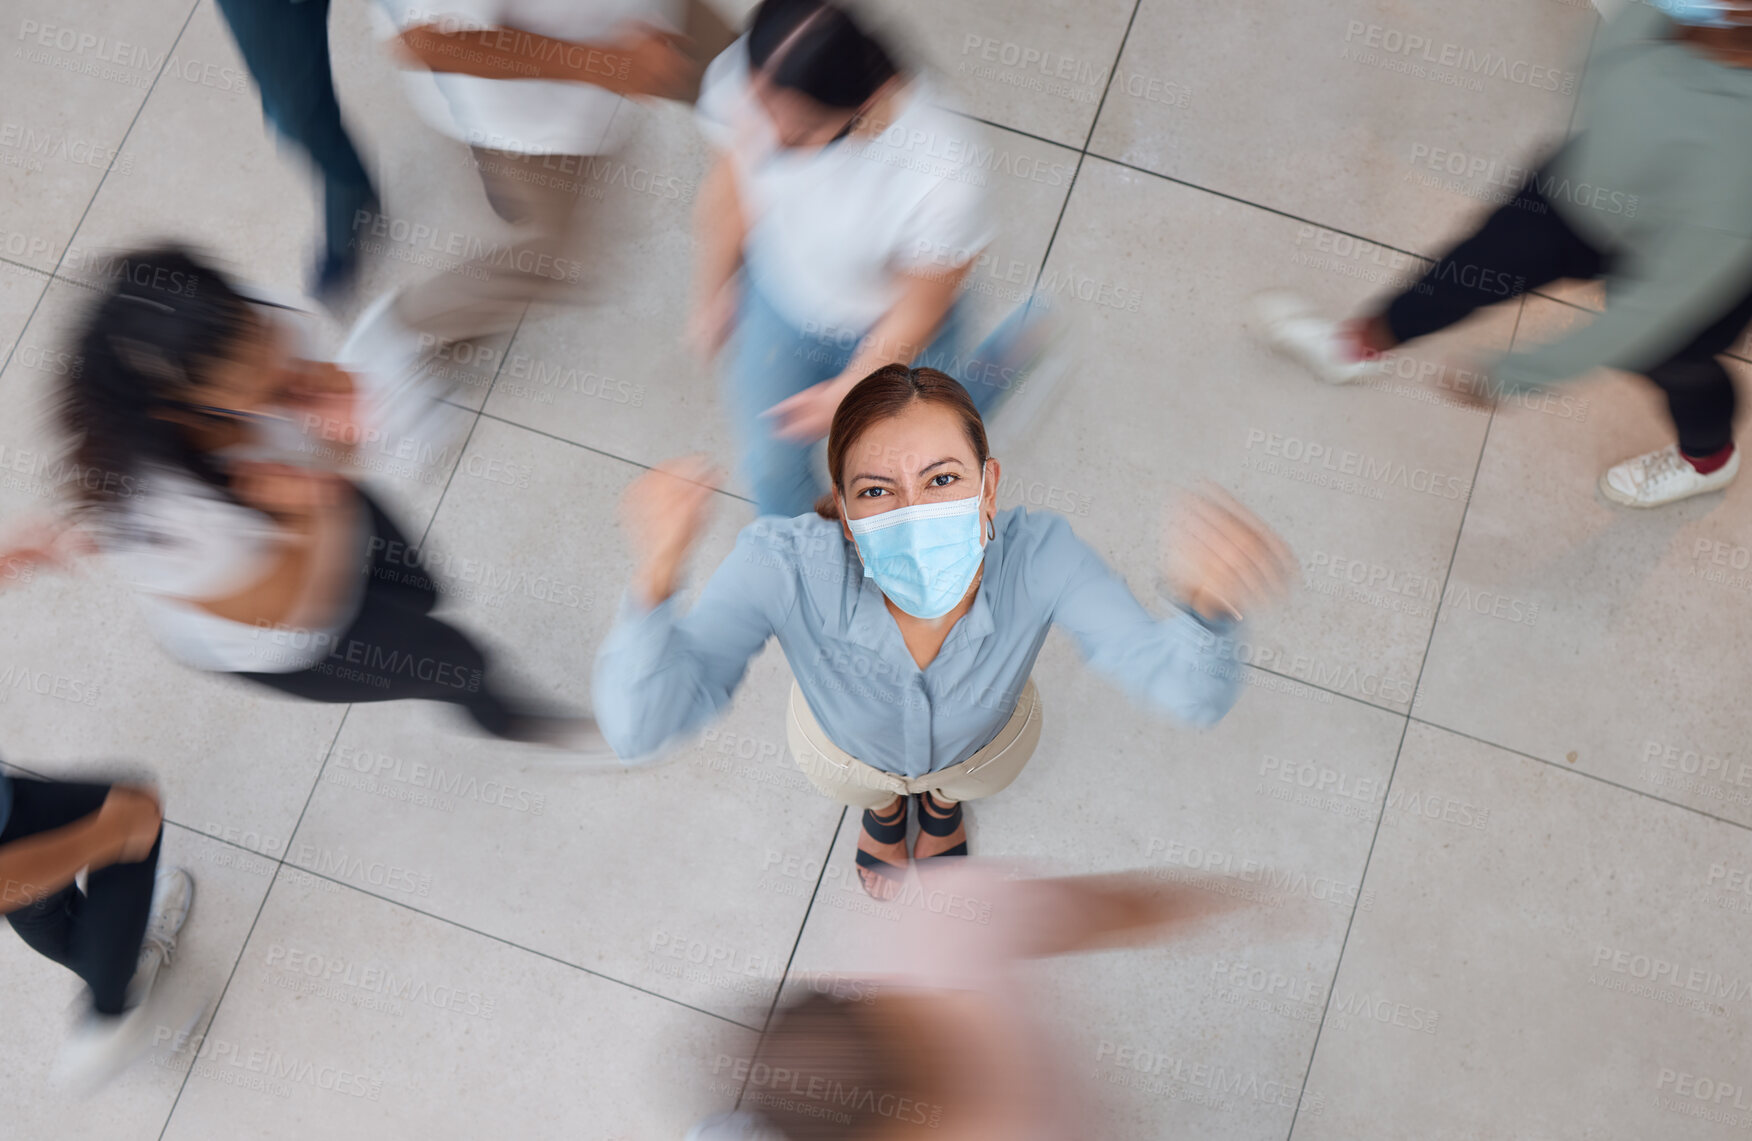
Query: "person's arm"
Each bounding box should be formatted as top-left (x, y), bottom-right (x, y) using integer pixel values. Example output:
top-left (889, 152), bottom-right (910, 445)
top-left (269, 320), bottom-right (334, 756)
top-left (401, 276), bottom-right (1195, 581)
top-left (393, 20), bottom-right (694, 99)
top-left (763, 263), bottom-right (972, 441)
top-left (1491, 221), bottom-right (1752, 395)
top-left (688, 152), bottom-right (748, 359)
top-left (1045, 517), bottom-right (1244, 728)
top-left (593, 532), bottom-right (793, 761)
top-left (1044, 493), bottom-right (1291, 725)
top-left (1010, 871), bottom-right (1251, 957)
top-left (0, 787), bottom-right (161, 917)
top-left (593, 460), bottom-right (794, 760)
top-left (183, 466), bottom-right (361, 634)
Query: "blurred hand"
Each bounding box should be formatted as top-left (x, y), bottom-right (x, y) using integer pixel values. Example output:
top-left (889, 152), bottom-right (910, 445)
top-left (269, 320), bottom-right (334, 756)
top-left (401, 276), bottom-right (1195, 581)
top-left (764, 376), bottom-right (854, 444)
top-left (282, 361), bottom-right (364, 446)
top-left (687, 281), bottom-right (738, 362)
top-left (623, 455), bottom-right (721, 607)
top-left (230, 461), bottom-right (348, 523)
top-left (93, 785), bottom-right (163, 865)
top-left (613, 24), bottom-right (698, 100)
top-left (0, 515), bottom-right (92, 586)
top-left (1163, 487), bottom-right (1293, 623)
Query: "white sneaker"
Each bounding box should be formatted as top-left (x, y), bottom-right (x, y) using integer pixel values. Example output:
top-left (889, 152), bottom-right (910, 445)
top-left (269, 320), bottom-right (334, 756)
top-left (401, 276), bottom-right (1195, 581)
top-left (336, 287), bottom-right (469, 457)
top-left (1599, 444), bottom-right (1738, 508)
top-left (508, 715), bottom-right (636, 771)
top-left (127, 867), bottom-right (194, 1007)
top-left (686, 1112), bottom-right (785, 1141)
top-left (1250, 291), bottom-right (1385, 386)
top-left (51, 868), bottom-right (201, 1095)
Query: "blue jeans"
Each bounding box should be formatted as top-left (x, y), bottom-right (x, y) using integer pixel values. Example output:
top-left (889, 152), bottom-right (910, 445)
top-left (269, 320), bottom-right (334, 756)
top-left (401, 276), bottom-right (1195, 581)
top-left (214, 0), bottom-right (377, 269)
top-left (726, 282), bottom-right (1031, 518)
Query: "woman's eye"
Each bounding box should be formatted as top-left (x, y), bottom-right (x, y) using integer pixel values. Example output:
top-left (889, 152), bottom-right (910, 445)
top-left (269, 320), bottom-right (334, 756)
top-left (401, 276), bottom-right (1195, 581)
top-left (856, 487), bottom-right (886, 498)
top-left (930, 473), bottom-right (957, 487)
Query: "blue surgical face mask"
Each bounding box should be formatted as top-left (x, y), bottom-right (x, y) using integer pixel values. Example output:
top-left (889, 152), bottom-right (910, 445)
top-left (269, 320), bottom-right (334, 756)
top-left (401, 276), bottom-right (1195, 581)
top-left (843, 468), bottom-right (988, 620)
top-left (1649, 0), bottom-right (1742, 27)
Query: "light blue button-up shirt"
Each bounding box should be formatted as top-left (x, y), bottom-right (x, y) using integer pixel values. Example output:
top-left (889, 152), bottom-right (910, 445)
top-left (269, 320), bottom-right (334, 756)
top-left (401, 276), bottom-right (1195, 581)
top-left (594, 509), bottom-right (1243, 777)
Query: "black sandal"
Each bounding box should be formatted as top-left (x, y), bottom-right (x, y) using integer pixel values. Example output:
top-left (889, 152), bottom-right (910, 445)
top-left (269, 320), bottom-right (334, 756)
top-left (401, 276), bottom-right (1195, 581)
top-left (913, 791), bottom-right (968, 859)
top-left (854, 798), bottom-right (910, 895)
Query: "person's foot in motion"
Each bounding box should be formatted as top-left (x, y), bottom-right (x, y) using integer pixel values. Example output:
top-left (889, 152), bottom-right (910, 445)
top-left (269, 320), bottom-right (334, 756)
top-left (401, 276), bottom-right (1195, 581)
top-left (1251, 292), bottom-right (1388, 386)
top-left (912, 790), bottom-right (967, 864)
top-left (855, 796), bottom-right (909, 902)
top-left (52, 867), bottom-right (199, 1094)
top-left (1599, 443), bottom-right (1739, 508)
top-left (503, 714), bottom-right (627, 769)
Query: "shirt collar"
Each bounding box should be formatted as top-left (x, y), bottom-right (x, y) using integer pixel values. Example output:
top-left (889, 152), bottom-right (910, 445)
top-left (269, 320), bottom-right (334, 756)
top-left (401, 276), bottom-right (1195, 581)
top-left (840, 516), bottom-right (1003, 655)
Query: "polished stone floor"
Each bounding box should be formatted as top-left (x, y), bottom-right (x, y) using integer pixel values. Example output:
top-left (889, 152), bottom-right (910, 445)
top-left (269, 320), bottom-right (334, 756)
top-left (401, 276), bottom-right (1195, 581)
top-left (2, 1), bottom-right (1748, 1138)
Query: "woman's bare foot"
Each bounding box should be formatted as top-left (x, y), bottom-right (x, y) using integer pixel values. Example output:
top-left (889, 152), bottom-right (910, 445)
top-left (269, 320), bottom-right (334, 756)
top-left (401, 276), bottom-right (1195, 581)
top-left (913, 791), bottom-right (968, 862)
top-left (855, 797), bottom-right (909, 901)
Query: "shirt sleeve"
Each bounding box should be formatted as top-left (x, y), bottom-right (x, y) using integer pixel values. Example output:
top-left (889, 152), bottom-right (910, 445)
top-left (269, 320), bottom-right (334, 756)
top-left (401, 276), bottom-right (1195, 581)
top-left (105, 478), bottom-right (285, 604)
top-left (591, 522), bottom-right (796, 761)
top-left (1039, 516), bottom-right (1243, 727)
top-left (693, 37), bottom-right (749, 152)
top-left (892, 173), bottom-right (995, 276)
top-left (1491, 218), bottom-right (1752, 396)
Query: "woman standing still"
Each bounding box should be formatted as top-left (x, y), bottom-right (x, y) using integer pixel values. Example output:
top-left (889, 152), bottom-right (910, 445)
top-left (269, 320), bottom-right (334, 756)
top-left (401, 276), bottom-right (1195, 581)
top-left (596, 367), bottom-right (1292, 898)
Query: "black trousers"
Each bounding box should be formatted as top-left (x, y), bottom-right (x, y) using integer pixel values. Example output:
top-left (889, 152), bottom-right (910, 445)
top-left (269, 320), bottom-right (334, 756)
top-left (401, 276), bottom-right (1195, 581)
top-left (1383, 171), bottom-right (1751, 456)
top-left (237, 490), bottom-right (526, 738)
top-left (1, 779), bottom-right (161, 1016)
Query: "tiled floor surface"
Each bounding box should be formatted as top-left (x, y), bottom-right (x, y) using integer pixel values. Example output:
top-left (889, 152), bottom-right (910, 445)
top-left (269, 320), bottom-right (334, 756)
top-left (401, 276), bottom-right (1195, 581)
top-left (3, 2), bottom-right (1749, 1138)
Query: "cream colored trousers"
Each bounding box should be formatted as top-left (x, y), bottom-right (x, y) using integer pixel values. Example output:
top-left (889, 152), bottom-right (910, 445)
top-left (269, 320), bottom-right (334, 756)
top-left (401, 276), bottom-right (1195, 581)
top-left (784, 679), bottom-right (1043, 809)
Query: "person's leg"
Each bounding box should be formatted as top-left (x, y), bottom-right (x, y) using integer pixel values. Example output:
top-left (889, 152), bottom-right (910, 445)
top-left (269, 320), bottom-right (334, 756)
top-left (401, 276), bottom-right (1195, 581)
top-left (212, 0), bottom-right (377, 290)
top-left (356, 490), bottom-right (440, 616)
top-left (1650, 358), bottom-right (1739, 460)
top-left (1647, 281), bottom-right (1752, 460)
top-left (783, 684), bottom-right (912, 898)
top-left (1597, 283), bottom-right (1752, 506)
top-left (914, 681), bottom-right (1042, 861)
top-left (392, 148), bottom-right (594, 344)
top-left (725, 282), bottom-right (850, 517)
top-left (239, 594), bottom-right (530, 737)
top-left (1375, 173), bottom-right (1605, 348)
top-left (1, 779), bottom-right (159, 1015)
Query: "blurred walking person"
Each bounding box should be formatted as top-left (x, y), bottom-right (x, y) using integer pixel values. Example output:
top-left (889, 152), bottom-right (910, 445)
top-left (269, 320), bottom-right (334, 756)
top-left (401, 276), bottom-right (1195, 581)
top-left (691, 0), bottom-right (1068, 520)
top-left (344, 0), bottom-right (715, 382)
top-left (1256, 1), bottom-right (1752, 508)
top-left (0, 760), bottom-right (198, 1092)
top-left (0, 247), bottom-right (608, 755)
top-left (684, 861), bottom-right (1249, 1141)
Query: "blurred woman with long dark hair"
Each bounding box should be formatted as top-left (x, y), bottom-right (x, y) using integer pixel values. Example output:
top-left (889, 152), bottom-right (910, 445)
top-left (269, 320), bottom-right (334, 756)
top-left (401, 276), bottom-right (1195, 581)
top-left (4, 246), bottom-right (603, 754)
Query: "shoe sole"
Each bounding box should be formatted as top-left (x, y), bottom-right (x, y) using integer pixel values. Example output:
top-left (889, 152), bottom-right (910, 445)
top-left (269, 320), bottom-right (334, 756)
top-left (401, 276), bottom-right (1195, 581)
top-left (1598, 473), bottom-right (1734, 508)
top-left (1247, 291), bottom-right (1374, 387)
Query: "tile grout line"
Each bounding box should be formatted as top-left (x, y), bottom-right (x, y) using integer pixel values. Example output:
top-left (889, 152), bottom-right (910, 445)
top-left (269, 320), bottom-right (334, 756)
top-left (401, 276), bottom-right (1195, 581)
top-left (0, 0), bottom-right (238, 1132)
top-left (1283, 289), bottom-right (1524, 1137)
top-left (1019, 0), bottom-right (1146, 302)
top-left (1286, 17), bottom-right (1600, 1130)
top-left (734, 806), bottom-right (853, 1114)
top-left (152, 292), bottom-right (525, 1134)
top-left (1402, 714), bottom-right (1752, 834)
top-left (153, 707), bottom-right (357, 1140)
top-left (0, 0), bottom-right (200, 396)
top-left (151, 818), bottom-right (761, 1031)
top-left (411, 305), bottom-right (530, 550)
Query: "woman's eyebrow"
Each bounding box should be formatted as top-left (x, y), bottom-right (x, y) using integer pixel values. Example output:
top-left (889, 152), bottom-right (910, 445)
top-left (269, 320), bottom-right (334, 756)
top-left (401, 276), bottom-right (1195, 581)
top-left (917, 457), bottom-right (964, 475)
top-left (850, 472), bottom-right (896, 485)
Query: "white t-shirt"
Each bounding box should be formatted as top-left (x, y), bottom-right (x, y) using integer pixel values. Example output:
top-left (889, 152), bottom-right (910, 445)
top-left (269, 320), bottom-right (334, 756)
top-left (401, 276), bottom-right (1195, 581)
top-left (378, 0), bottom-right (681, 156)
top-left (102, 307), bottom-right (372, 675)
top-left (696, 38), bottom-right (997, 333)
